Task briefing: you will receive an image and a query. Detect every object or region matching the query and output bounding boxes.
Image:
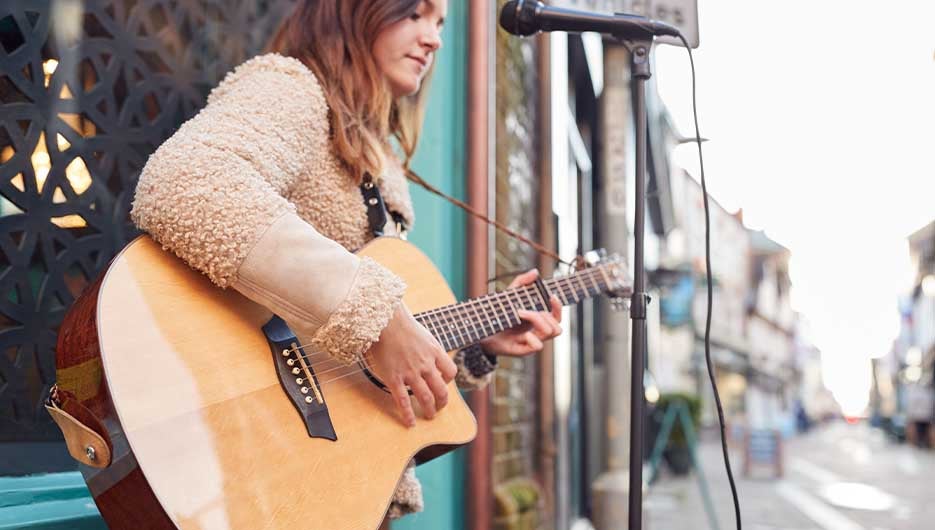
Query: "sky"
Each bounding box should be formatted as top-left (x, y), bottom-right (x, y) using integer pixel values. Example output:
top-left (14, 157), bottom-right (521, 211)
top-left (653, 0), bottom-right (935, 415)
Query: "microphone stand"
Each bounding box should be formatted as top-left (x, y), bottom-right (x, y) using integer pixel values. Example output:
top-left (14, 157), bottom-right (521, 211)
top-left (620, 34), bottom-right (653, 530)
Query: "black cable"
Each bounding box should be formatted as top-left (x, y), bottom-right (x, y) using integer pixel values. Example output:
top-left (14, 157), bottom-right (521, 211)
top-left (677, 32), bottom-right (743, 530)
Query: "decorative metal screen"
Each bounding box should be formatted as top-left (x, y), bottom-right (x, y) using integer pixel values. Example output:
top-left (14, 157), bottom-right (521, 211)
top-left (0, 0), bottom-right (293, 470)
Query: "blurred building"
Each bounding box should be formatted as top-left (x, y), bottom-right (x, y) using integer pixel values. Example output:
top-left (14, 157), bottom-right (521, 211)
top-left (795, 330), bottom-right (837, 424)
top-left (745, 230), bottom-right (797, 432)
top-left (871, 219), bottom-right (934, 443)
top-left (907, 220), bottom-right (935, 387)
top-left (652, 171), bottom-right (752, 427)
top-left (900, 220), bottom-right (935, 443)
top-left (651, 176), bottom-right (812, 435)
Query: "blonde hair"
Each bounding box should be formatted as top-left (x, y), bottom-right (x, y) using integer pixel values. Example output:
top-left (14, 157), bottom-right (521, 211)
top-left (267, 0), bottom-right (434, 181)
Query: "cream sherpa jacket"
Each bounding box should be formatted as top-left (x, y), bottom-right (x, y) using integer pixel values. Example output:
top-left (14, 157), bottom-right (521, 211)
top-left (130, 53), bottom-right (494, 518)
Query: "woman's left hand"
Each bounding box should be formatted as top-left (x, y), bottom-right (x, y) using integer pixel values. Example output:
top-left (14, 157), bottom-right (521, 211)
top-left (480, 269), bottom-right (563, 357)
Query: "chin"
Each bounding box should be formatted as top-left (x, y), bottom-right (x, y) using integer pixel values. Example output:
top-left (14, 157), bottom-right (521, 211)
top-left (391, 77), bottom-right (422, 98)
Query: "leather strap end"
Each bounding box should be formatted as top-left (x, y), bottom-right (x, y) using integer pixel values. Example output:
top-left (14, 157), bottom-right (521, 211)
top-left (45, 386), bottom-right (112, 468)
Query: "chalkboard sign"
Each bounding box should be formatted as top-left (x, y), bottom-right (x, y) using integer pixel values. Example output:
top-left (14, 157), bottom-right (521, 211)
top-left (743, 429), bottom-right (783, 478)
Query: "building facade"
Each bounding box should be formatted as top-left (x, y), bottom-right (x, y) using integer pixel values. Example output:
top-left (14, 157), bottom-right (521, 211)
top-left (745, 230), bottom-right (797, 433)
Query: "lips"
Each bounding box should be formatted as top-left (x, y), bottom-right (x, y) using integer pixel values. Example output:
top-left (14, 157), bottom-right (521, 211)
top-left (407, 55), bottom-right (428, 69)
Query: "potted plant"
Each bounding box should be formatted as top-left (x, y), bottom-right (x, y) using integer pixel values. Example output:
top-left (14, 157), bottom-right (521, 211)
top-left (493, 478), bottom-right (541, 530)
top-left (653, 392), bottom-right (701, 475)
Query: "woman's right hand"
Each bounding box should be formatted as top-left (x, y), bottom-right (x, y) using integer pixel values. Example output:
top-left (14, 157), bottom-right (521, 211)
top-left (366, 303), bottom-right (458, 427)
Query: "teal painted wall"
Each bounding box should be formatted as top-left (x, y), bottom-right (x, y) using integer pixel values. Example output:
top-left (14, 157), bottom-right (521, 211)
top-left (392, 1), bottom-right (469, 529)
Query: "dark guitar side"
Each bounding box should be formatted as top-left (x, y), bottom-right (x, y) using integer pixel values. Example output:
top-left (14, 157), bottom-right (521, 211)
top-left (55, 272), bottom-right (175, 530)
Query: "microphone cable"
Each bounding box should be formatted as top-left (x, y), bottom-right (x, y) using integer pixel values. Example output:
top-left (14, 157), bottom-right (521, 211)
top-left (676, 31), bottom-right (743, 530)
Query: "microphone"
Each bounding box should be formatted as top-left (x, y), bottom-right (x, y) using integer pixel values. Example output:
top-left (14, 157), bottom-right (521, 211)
top-left (499, 0), bottom-right (680, 39)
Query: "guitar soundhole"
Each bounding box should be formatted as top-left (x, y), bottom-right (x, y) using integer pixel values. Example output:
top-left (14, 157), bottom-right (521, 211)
top-left (357, 354), bottom-right (391, 394)
top-left (357, 353), bottom-right (412, 396)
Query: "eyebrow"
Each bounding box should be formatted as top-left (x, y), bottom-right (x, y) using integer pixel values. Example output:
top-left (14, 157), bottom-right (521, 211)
top-left (422, 0), bottom-right (446, 23)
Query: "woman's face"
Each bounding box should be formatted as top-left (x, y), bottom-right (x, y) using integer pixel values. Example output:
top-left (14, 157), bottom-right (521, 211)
top-left (372, 0), bottom-right (447, 98)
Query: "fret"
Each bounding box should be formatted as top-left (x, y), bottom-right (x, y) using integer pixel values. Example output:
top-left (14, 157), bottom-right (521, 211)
top-left (431, 309), bottom-right (456, 351)
top-left (485, 294), bottom-right (508, 332)
top-left (485, 294), bottom-right (504, 331)
top-left (502, 290), bottom-right (521, 322)
top-left (548, 279), bottom-right (570, 305)
top-left (584, 269), bottom-right (601, 295)
top-left (522, 286), bottom-right (543, 311)
top-left (430, 311), bottom-right (454, 351)
top-left (419, 314), bottom-right (442, 348)
top-left (455, 305), bottom-right (479, 343)
top-left (416, 313), bottom-right (434, 336)
top-left (493, 292), bottom-right (516, 328)
top-left (444, 307), bottom-right (467, 348)
top-left (574, 273), bottom-right (590, 298)
top-left (509, 289), bottom-right (527, 317)
top-left (592, 268), bottom-right (605, 292)
top-left (566, 278), bottom-right (581, 303)
top-left (507, 288), bottom-right (520, 312)
top-left (417, 310), bottom-right (445, 350)
top-left (595, 268), bottom-right (610, 292)
top-left (480, 297), bottom-right (501, 336)
top-left (526, 287), bottom-right (543, 311)
top-left (595, 265), bottom-right (614, 296)
top-left (466, 299), bottom-right (489, 340)
top-left (584, 273), bottom-right (596, 296)
top-left (475, 299), bottom-right (496, 337)
top-left (561, 278), bottom-right (577, 302)
top-left (532, 280), bottom-right (551, 310)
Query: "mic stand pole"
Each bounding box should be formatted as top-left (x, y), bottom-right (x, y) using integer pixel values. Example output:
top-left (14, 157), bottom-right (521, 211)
top-left (621, 34), bottom-right (653, 530)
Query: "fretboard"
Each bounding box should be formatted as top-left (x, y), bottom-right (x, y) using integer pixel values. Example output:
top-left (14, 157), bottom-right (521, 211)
top-left (414, 266), bottom-right (613, 352)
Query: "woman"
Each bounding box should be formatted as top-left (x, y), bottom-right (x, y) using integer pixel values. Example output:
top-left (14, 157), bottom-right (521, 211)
top-left (131, 0), bottom-right (562, 520)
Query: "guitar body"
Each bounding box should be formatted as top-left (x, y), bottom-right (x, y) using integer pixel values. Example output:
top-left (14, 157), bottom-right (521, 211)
top-left (57, 235), bottom-right (477, 530)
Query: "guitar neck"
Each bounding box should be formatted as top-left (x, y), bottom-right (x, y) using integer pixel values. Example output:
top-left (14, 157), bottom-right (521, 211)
top-left (414, 266), bottom-right (613, 352)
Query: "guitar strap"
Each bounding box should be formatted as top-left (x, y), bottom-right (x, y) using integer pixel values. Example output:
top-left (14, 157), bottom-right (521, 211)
top-left (402, 168), bottom-right (580, 269)
top-left (359, 172), bottom-right (407, 238)
top-left (45, 386), bottom-right (113, 468)
top-left (360, 168), bottom-right (587, 283)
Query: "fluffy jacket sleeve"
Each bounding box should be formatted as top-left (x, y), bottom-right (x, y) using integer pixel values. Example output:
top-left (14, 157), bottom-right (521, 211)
top-left (130, 54), bottom-right (405, 364)
top-left (454, 344), bottom-right (497, 390)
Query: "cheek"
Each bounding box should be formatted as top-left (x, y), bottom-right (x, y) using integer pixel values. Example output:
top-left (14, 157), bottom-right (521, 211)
top-left (373, 36), bottom-right (401, 72)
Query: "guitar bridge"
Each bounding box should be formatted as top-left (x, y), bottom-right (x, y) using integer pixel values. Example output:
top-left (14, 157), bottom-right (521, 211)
top-left (263, 315), bottom-right (337, 441)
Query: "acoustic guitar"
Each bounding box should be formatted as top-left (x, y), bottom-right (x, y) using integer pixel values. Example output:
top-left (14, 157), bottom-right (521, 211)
top-left (48, 235), bottom-right (631, 530)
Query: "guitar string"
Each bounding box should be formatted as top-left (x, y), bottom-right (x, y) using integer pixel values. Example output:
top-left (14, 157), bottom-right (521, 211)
top-left (283, 274), bottom-right (600, 372)
top-left (286, 276), bottom-right (596, 375)
top-left (284, 283), bottom-right (555, 365)
top-left (291, 296), bottom-right (599, 391)
top-left (278, 269), bottom-right (624, 400)
top-left (285, 283), bottom-right (592, 378)
top-left (285, 269), bottom-right (620, 397)
top-left (408, 265), bottom-right (605, 321)
top-left (280, 285), bottom-right (545, 368)
top-left (283, 267), bottom-right (608, 368)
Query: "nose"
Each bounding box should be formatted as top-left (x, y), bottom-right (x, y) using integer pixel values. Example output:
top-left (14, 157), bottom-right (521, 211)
top-left (421, 25), bottom-right (442, 52)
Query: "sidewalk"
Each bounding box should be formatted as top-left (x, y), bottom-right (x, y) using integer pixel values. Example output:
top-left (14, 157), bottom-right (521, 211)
top-left (645, 437), bottom-right (815, 530)
top-left (645, 421), bottom-right (935, 530)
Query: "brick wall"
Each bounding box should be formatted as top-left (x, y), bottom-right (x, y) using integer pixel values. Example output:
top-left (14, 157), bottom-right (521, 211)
top-left (493, 23), bottom-right (548, 529)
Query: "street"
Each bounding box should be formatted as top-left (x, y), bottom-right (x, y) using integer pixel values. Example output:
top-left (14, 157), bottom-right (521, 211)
top-left (645, 421), bottom-right (935, 530)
